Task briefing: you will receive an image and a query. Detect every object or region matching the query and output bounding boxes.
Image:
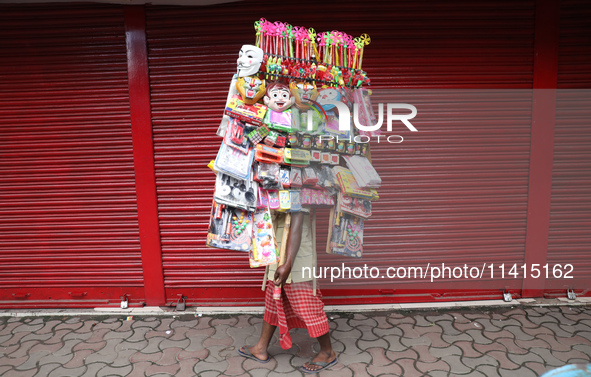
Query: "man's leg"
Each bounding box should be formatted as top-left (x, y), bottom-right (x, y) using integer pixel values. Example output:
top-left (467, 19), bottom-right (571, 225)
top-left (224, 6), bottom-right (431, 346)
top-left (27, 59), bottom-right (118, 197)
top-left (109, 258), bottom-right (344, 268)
top-left (241, 320), bottom-right (276, 361)
top-left (302, 331), bottom-right (336, 371)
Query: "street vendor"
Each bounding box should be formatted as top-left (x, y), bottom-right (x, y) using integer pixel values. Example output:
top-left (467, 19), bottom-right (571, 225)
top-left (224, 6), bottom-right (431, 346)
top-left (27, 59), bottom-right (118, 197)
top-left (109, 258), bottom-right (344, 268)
top-left (238, 210), bottom-right (337, 373)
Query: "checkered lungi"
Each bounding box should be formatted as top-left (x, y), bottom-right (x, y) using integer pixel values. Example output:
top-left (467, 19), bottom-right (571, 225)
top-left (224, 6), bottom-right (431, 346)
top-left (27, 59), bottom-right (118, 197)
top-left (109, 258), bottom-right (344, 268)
top-left (264, 281), bottom-right (329, 349)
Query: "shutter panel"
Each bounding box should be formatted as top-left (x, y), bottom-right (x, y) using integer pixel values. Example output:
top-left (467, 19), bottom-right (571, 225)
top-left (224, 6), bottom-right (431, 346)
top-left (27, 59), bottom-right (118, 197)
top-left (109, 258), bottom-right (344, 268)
top-left (0, 4), bottom-right (144, 307)
top-left (146, 0), bottom-right (536, 305)
top-left (546, 0), bottom-right (591, 295)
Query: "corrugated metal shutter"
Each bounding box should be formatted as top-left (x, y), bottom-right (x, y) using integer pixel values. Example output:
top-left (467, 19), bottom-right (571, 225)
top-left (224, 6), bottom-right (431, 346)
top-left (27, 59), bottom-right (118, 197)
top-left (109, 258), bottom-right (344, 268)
top-left (546, 0), bottom-right (591, 295)
top-left (0, 4), bottom-right (145, 307)
top-left (146, 0), bottom-right (535, 304)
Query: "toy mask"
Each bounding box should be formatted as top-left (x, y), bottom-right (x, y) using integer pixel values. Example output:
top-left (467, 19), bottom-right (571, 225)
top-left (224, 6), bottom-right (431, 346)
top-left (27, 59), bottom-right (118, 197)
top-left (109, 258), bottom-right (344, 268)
top-left (289, 81), bottom-right (319, 110)
top-left (317, 87), bottom-right (341, 110)
top-left (236, 76), bottom-right (267, 105)
top-left (263, 82), bottom-right (294, 112)
top-left (237, 45), bottom-right (264, 77)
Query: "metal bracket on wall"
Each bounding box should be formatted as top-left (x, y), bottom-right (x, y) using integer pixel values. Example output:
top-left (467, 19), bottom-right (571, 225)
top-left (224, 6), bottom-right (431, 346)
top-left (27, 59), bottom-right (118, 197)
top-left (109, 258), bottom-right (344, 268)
top-left (503, 290), bottom-right (513, 302)
top-left (567, 289), bottom-right (577, 300)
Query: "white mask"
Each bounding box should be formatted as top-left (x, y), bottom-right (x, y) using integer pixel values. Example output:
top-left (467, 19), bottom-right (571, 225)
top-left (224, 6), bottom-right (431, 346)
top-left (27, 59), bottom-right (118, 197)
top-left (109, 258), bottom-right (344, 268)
top-left (237, 44), bottom-right (264, 77)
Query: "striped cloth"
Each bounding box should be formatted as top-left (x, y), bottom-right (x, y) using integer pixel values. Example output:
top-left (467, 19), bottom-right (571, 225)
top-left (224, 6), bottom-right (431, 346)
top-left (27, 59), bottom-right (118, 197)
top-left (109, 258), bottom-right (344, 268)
top-left (264, 281), bottom-right (329, 349)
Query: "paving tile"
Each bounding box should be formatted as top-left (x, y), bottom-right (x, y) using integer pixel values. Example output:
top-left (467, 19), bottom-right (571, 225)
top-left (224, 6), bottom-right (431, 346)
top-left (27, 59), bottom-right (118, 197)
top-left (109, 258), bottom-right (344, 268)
top-left (454, 340), bottom-right (482, 358)
top-left (339, 337), bottom-right (365, 356)
top-left (366, 347), bottom-right (393, 366)
top-left (385, 348), bottom-right (418, 362)
top-left (177, 348), bottom-right (209, 361)
top-left (141, 336), bottom-right (167, 354)
top-left (368, 363), bottom-right (403, 376)
top-left (266, 353), bottom-right (294, 373)
top-left (349, 317), bottom-right (378, 328)
top-left (472, 339), bottom-right (509, 356)
top-left (1, 331), bottom-right (28, 347)
top-left (386, 313), bottom-right (414, 327)
top-left (394, 358), bottom-right (422, 376)
top-left (498, 365), bottom-right (537, 377)
top-left (333, 350), bottom-right (372, 365)
top-left (203, 335), bottom-right (233, 348)
top-left (358, 338), bottom-right (388, 351)
top-left (374, 315), bottom-right (395, 329)
top-left (160, 336), bottom-right (190, 350)
top-left (422, 332), bottom-right (450, 348)
top-left (332, 328), bottom-right (362, 340)
top-left (435, 320), bottom-right (463, 336)
top-left (38, 348), bottom-right (75, 366)
top-left (494, 337), bottom-right (528, 355)
top-left (6, 340), bottom-right (39, 358)
top-left (317, 365), bottom-right (354, 377)
top-left (97, 364), bottom-right (133, 377)
top-left (472, 318), bottom-right (503, 332)
top-left (382, 335), bottom-right (408, 352)
top-left (528, 347), bottom-right (566, 367)
top-left (176, 358), bottom-right (202, 377)
top-left (486, 350), bottom-right (520, 369)
top-left (461, 354), bottom-right (499, 370)
top-left (32, 363), bottom-right (61, 377)
top-left (144, 363), bottom-right (180, 376)
top-left (72, 340), bottom-right (107, 352)
top-left (449, 312), bottom-right (473, 324)
top-left (551, 347), bottom-right (591, 363)
top-left (372, 326), bottom-right (403, 339)
top-left (223, 355), bottom-right (247, 376)
top-left (465, 329), bottom-right (494, 345)
top-left (62, 349), bottom-right (94, 368)
top-left (542, 322), bottom-right (577, 337)
top-left (15, 350), bottom-right (52, 371)
top-left (356, 325), bottom-right (379, 341)
top-left (440, 332), bottom-right (473, 344)
top-left (397, 324), bottom-right (421, 339)
top-left (126, 361), bottom-right (153, 377)
top-left (428, 345), bottom-right (462, 358)
top-left (409, 344), bottom-right (438, 363)
top-left (577, 331), bottom-right (591, 342)
top-left (47, 365), bottom-right (88, 377)
top-left (268, 371), bottom-right (303, 377)
top-left (130, 350), bottom-right (162, 363)
top-left (63, 330), bottom-right (94, 342)
top-left (514, 337), bottom-right (551, 350)
top-left (474, 365), bottom-right (499, 377)
top-left (12, 322), bottom-right (45, 334)
top-left (3, 368), bottom-right (37, 377)
top-left (416, 359), bottom-right (450, 374)
top-left (242, 355), bottom-right (278, 371)
top-left (525, 361), bottom-right (549, 376)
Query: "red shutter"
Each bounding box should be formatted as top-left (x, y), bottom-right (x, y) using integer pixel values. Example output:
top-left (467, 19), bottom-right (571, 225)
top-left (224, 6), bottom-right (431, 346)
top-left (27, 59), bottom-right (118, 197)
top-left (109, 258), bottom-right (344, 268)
top-left (145, 0), bottom-right (536, 305)
top-left (546, 0), bottom-right (591, 296)
top-left (0, 4), bottom-right (145, 307)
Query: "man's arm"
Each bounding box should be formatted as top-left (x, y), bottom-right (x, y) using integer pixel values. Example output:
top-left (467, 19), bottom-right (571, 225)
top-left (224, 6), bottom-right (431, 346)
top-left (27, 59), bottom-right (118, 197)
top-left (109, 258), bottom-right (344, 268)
top-left (274, 212), bottom-right (304, 286)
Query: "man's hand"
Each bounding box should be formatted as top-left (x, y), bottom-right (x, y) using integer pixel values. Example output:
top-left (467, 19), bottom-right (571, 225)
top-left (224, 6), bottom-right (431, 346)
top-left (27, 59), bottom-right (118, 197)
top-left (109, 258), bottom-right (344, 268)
top-left (274, 263), bottom-right (291, 287)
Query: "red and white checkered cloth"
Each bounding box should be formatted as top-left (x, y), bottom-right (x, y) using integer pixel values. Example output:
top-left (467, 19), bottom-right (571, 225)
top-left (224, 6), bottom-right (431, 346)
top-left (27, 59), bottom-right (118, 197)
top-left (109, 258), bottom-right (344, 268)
top-left (264, 281), bottom-right (329, 349)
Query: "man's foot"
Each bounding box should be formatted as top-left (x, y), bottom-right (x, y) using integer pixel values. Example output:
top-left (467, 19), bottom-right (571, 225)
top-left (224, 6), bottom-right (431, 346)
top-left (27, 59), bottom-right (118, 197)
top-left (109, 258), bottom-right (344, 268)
top-left (238, 345), bottom-right (271, 363)
top-left (300, 350), bottom-right (337, 374)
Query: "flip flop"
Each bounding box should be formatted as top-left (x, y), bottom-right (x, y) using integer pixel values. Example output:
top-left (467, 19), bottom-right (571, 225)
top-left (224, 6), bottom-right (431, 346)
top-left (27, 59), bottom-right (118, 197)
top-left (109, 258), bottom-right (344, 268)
top-left (299, 357), bottom-right (338, 374)
top-left (237, 346), bottom-right (271, 364)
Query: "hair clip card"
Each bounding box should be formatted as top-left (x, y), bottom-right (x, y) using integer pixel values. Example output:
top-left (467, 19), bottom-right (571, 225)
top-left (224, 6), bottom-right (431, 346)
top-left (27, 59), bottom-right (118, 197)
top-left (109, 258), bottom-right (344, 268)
top-left (214, 143), bottom-right (254, 181)
top-left (250, 207), bottom-right (279, 268)
top-left (206, 201), bottom-right (253, 252)
top-left (214, 173), bottom-right (258, 212)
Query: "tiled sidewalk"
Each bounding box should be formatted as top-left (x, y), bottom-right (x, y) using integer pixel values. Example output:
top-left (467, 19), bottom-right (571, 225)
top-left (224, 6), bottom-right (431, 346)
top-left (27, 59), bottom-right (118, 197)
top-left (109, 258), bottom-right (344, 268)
top-left (1, 306), bottom-right (590, 376)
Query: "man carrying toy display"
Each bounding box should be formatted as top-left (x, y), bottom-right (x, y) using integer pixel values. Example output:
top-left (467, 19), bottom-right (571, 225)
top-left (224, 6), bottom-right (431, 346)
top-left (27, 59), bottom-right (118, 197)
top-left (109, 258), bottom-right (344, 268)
top-left (238, 211), bottom-right (337, 373)
top-left (209, 18), bottom-right (378, 374)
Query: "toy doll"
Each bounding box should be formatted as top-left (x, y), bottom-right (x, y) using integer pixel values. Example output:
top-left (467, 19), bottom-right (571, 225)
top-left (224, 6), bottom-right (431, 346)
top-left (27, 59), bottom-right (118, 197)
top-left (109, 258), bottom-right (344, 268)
top-left (263, 82), bottom-right (294, 132)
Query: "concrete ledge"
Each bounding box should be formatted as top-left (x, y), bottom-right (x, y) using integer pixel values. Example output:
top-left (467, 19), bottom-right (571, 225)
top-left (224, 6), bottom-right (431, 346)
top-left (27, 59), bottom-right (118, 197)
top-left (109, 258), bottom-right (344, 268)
top-left (0, 297), bottom-right (588, 318)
